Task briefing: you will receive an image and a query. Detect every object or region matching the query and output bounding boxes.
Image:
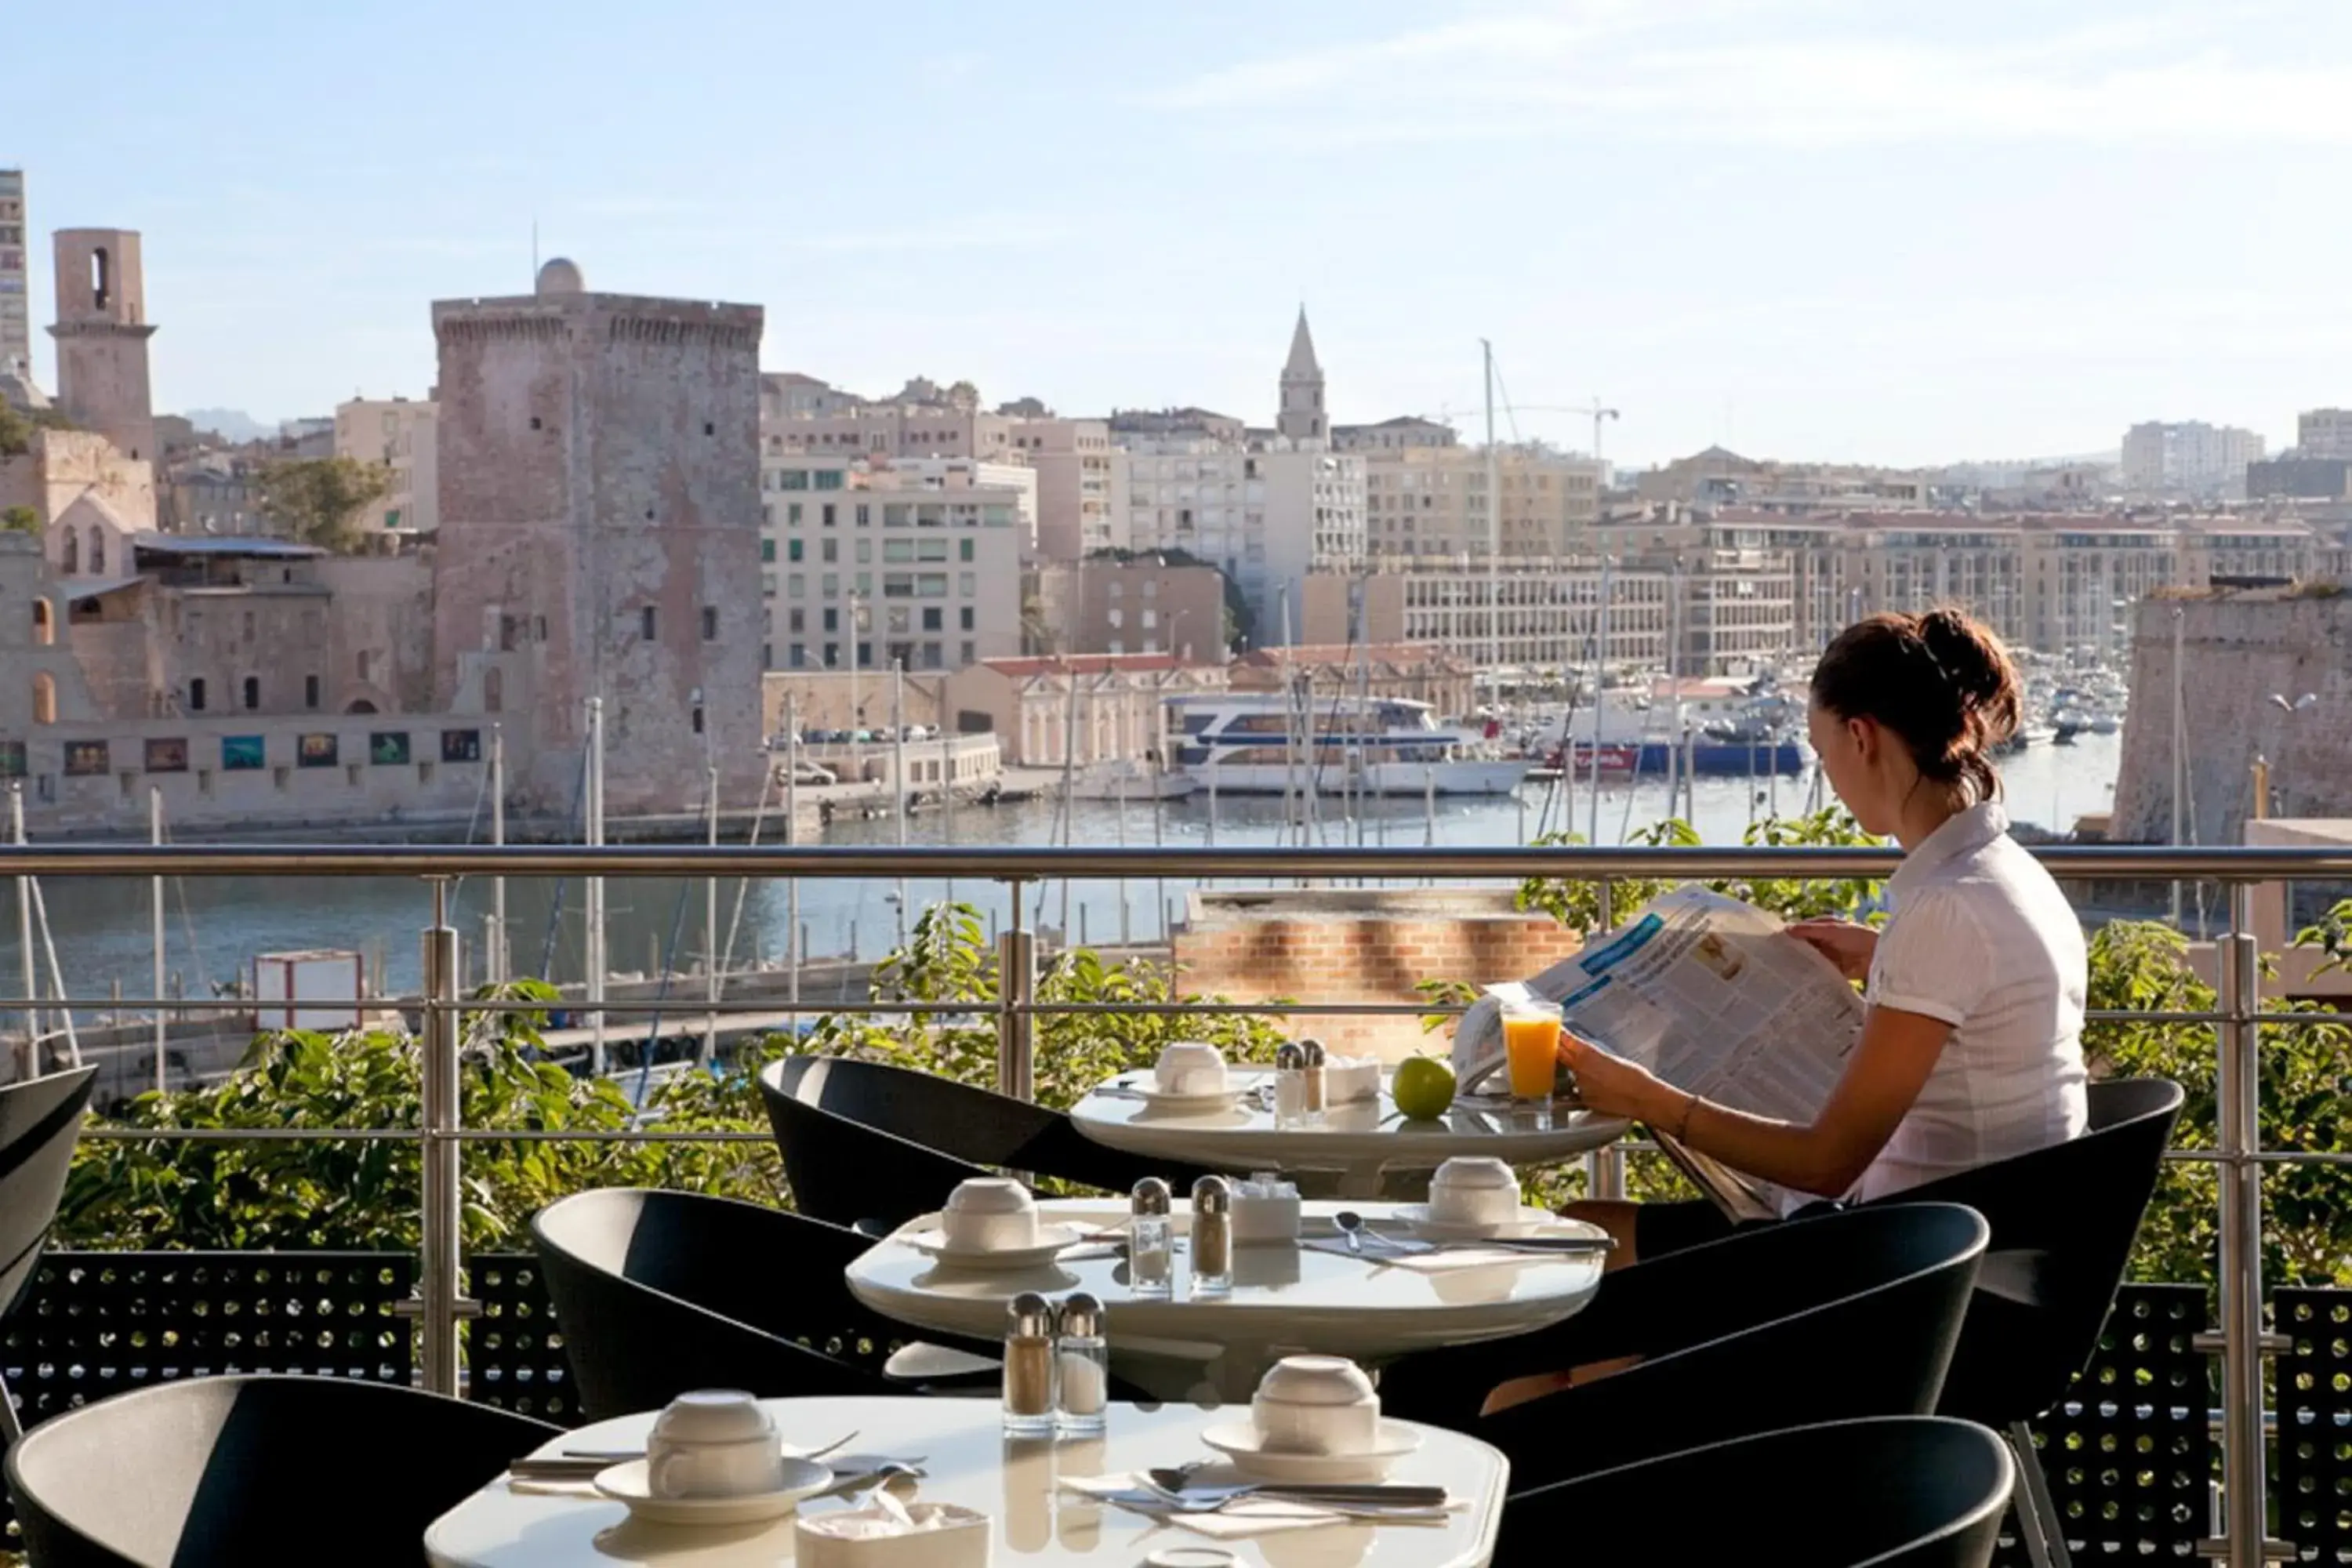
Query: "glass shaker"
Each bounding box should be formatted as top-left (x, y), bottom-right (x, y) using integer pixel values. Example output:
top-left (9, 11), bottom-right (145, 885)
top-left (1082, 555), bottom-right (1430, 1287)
top-left (1001, 1291), bottom-right (1058, 1436)
top-left (1298, 1037), bottom-right (1329, 1122)
top-left (1055, 1291), bottom-right (1109, 1436)
top-left (1190, 1174), bottom-right (1233, 1297)
top-left (1130, 1176), bottom-right (1174, 1298)
top-left (1272, 1041), bottom-right (1307, 1124)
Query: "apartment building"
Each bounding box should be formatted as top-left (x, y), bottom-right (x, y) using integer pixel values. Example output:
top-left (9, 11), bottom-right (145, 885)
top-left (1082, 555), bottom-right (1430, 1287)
top-left (2297, 408), bottom-right (2352, 460)
top-left (1005, 417), bottom-right (1122, 561)
top-left (1363, 444), bottom-right (1602, 558)
top-left (1304, 561), bottom-right (1678, 675)
top-left (2120, 421), bottom-right (2266, 500)
top-left (760, 455), bottom-right (1032, 674)
top-left (1332, 416), bottom-right (1457, 452)
top-left (332, 396), bottom-right (438, 534)
top-left (1121, 440), bottom-right (1364, 645)
top-left (0, 169), bottom-right (27, 385)
top-left (1028, 559), bottom-right (1225, 660)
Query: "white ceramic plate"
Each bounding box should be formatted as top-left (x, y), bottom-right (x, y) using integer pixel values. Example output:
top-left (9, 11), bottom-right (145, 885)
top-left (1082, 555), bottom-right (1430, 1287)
top-left (899, 1223), bottom-right (1091, 1271)
top-left (592, 1456), bottom-right (833, 1526)
top-left (1199, 1422), bottom-right (1422, 1483)
top-left (1124, 1082), bottom-right (1244, 1112)
top-left (1393, 1203), bottom-right (1586, 1242)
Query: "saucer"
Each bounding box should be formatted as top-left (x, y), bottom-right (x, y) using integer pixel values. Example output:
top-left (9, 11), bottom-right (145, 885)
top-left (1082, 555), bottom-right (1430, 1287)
top-left (901, 1223), bottom-right (1090, 1271)
top-left (592, 1456), bottom-right (832, 1526)
top-left (1199, 1421), bottom-right (1421, 1483)
top-left (1127, 1082), bottom-right (1243, 1112)
top-left (1394, 1203), bottom-right (1576, 1241)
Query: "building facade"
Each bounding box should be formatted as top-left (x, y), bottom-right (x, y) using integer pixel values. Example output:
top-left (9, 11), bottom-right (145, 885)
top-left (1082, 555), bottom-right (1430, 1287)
top-left (2297, 408), bottom-right (2352, 460)
top-left (0, 170), bottom-right (28, 386)
top-left (49, 228), bottom-right (158, 463)
top-left (942, 655), bottom-right (1228, 768)
top-left (1029, 559), bottom-right (1226, 660)
top-left (334, 396), bottom-right (440, 535)
top-left (1005, 417), bottom-right (1120, 561)
top-left (431, 259), bottom-right (767, 815)
top-left (1363, 444), bottom-right (1602, 559)
top-left (2120, 420), bottom-right (2266, 500)
top-left (760, 454), bottom-right (1031, 676)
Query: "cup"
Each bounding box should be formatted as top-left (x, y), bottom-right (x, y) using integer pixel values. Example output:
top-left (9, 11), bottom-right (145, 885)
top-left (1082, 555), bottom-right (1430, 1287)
top-left (1250, 1356), bottom-right (1381, 1456)
top-left (1154, 1040), bottom-right (1229, 1097)
top-left (1427, 1156), bottom-right (1522, 1229)
top-left (646, 1390), bottom-right (787, 1499)
top-left (1501, 999), bottom-right (1564, 1100)
top-left (941, 1177), bottom-right (1040, 1253)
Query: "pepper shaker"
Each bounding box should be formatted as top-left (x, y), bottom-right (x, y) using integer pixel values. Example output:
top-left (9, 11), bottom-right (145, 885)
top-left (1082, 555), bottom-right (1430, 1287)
top-left (1002, 1292), bottom-right (1058, 1436)
top-left (1272, 1041), bottom-right (1306, 1123)
top-left (1191, 1174), bottom-right (1234, 1297)
top-left (1055, 1292), bottom-right (1109, 1436)
top-left (1298, 1037), bottom-right (1328, 1120)
top-left (1129, 1176), bottom-right (1174, 1298)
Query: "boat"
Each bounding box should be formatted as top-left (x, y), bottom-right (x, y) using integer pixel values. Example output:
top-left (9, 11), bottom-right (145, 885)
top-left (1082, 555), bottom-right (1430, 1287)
top-left (1169, 695), bottom-right (1530, 797)
top-left (1064, 758), bottom-right (1197, 802)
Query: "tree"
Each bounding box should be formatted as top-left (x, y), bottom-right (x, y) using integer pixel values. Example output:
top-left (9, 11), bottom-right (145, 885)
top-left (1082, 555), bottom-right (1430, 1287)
top-left (1, 505), bottom-right (37, 535)
top-left (0, 401), bottom-right (78, 461)
top-left (252, 456), bottom-right (393, 551)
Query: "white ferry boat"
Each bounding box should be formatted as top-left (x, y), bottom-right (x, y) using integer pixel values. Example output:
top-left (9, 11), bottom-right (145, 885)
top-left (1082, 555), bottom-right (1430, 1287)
top-left (1167, 695), bottom-right (1529, 797)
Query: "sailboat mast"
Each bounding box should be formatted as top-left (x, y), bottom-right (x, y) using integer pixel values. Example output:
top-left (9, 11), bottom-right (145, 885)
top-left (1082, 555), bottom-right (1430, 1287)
top-left (10, 786), bottom-right (34, 1081)
top-left (1483, 339), bottom-right (1501, 703)
top-left (151, 787), bottom-right (166, 1094)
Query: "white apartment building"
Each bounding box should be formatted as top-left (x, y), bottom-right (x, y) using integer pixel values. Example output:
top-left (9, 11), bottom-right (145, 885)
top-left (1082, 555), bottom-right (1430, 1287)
top-left (760, 455), bottom-right (1032, 674)
top-left (332, 396), bottom-right (438, 534)
top-left (1364, 444), bottom-right (1603, 559)
top-left (1305, 561), bottom-right (1675, 674)
top-left (0, 169), bottom-right (27, 386)
top-left (1004, 417), bottom-right (1123, 561)
top-left (2297, 408), bottom-right (2352, 460)
top-left (2120, 420), bottom-right (2266, 500)
top-left (1333, 416), bottom-right (1457, 452)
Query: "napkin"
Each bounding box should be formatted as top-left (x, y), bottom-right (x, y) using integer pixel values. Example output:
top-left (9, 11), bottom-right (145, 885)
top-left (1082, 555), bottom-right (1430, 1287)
top-left (1298, 1237), bottom-right (1563, 1271)
top-left (1327, 1057), bottom-right (1381, 1105)
top-left (1058, 1474), bottom-right (1456, 1539)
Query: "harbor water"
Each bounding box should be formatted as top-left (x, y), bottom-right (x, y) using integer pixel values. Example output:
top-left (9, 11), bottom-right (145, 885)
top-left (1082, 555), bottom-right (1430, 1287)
top-left (6, 735), bottom-right (2123, 1000)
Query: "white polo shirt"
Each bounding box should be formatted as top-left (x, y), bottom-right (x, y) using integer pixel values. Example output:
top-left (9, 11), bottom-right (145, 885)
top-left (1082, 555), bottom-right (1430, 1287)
top-left (1856, 800), bottom-right (2089, 1202)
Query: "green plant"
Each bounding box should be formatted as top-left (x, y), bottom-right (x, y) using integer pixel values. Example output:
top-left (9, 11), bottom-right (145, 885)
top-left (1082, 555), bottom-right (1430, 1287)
top-left (1515, 808), bottom-right (1883, 932)
top-left (1, 504), bottom-right (37, 534)
top-left (251, 455), bottom-right (394, 552)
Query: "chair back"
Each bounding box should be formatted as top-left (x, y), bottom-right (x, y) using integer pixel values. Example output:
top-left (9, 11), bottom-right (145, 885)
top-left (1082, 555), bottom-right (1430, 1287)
top-left (0, 1066), bottom-right (100, 1319)
top-left (4, 1374), bottom-right (555, 1567)
top-left (758, 1055), bottom-right (1214, 1230)
top-left (1882, 1078), bottom-right (2183, 1425)
top-left (532, 1186), bottom-right (898, 1419)
top-left (1473, 1202), bottom-right (1987, 1489)
top-left (1497, 1416), bottom-right (2013, 1567)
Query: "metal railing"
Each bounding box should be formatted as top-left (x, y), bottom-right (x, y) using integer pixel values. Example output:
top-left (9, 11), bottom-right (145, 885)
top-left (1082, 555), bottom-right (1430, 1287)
top-left (3, 839), bottom-right (2343, 1567)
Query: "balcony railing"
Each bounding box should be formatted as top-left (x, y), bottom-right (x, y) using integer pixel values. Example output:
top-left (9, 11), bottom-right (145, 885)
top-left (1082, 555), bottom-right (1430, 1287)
top-left (4, 840), bottom-right (2350, 1567)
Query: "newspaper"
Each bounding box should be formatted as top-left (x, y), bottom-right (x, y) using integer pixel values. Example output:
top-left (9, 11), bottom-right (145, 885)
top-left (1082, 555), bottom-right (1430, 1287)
top-left (1450, 887), bottom-right (1864, 1219)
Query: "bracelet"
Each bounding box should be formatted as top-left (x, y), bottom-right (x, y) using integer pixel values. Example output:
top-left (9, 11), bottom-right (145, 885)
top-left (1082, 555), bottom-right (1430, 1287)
top-left (1671, 1090), bottom-right (1700, 1142)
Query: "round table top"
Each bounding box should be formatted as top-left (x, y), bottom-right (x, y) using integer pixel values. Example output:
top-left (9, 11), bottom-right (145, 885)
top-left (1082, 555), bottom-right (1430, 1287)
top-left (426, 1393), bottom-right (1508, 1568)
top-left (1068, 1069), bottom-right (1627, 1190)
top-left (845, 1200), bottom-right (1603, 1399)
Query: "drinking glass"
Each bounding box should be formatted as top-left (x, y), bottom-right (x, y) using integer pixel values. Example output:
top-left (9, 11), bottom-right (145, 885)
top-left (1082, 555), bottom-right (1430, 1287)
top-left (1501, 1000), bottom-right (1564, 1101)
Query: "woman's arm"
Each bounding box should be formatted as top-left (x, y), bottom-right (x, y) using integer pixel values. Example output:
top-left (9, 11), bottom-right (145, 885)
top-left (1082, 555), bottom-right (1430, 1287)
top-left (1560, 1004), bottom-right (1953, 1200)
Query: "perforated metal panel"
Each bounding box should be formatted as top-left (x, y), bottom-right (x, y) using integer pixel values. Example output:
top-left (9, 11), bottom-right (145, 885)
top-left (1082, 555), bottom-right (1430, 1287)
top-left (2276, 1287), bottom-right (2352, 1563)
top-left (1995, 1282), bottom-right (2215, 1566)
top-left (0, 1251), bottom-right (415, 1428)
top-left (464, 1253), bottom-right (577, 1422)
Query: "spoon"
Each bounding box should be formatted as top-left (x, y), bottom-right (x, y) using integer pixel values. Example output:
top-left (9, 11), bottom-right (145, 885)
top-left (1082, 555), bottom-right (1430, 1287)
top-left (1334, 1212), bottom-right (1407, 1254)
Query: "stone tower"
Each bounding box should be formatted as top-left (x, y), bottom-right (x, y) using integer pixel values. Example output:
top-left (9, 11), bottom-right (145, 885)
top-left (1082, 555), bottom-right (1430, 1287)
top-left (1276, 307), bottom-right (1325, 444)
top-left (430, 258), bottom-right (768, 815)
top-left (49, 229), bottom-right (157, 463)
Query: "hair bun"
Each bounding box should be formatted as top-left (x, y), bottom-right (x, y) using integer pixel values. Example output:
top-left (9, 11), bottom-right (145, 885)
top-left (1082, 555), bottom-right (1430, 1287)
top-left (1918, 608), bottom-right (2001, 704)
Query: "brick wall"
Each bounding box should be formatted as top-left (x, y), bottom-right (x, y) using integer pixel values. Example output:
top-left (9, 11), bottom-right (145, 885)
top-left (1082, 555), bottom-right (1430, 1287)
top-left (1174, 888), bottom-right (1584, 1061)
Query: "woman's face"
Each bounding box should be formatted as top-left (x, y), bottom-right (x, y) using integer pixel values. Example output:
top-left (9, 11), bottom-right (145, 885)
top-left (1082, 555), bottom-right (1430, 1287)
top-left (1807, 697), bottom-right (1896, 836)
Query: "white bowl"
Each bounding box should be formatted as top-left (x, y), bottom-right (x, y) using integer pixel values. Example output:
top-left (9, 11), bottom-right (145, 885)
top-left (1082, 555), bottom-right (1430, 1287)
top-left (942, 1178), bottom-right (1039, 1252)
top-left (652, 1389), bottom-right (772, 1445)
top-left (1427, 1156), bottom-right (1522, 1227)
top-left (1250, 1356), bottom-right (1381, 1456)
top-left (1155, 1042), bottom-right (1229, 1095)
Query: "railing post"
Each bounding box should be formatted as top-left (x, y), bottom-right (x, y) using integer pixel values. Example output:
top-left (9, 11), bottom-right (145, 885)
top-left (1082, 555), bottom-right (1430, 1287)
top-left (419, 884), bottom-right (464, 1397)
top-left (1585, 876), bottom-right (1626, 1202)
top-left (2201, 881), bottom-right (2285, 1564)
top-left (997, 920), bottom-right (1036, 1105)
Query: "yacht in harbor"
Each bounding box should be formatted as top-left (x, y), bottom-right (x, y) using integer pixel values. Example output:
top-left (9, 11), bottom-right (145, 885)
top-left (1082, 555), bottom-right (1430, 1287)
top-left (1167, 695), bottom-right (1530, 797)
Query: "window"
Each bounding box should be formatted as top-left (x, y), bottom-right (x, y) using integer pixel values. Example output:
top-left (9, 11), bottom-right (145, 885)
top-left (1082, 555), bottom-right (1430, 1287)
top-left (641, 606), bottom-right (658, 641)
top-left (822, 503), bottom-right (837, 528)
top-left (960, 606), bottom-right (975, 631)
top-left (822, 538), bottom-right (839, 563)
top-left (485, 666), bottom-right (504, 713)
top-left (761, 538), bottom-right (777, 562)
top-left (922, 607), bottom-right (942, 632)
top-left (823, 642), bottom-right (840, 667)
top-left (823, 608), bottom-right (839, 633)
top-left (815, 470), bottom-right (844, 491)
top-left (702, 605), bottom-right (719, 640)
top-left (788, 573), bottom-right (804, 598)
top-left (856, 504), bottom-right (871, 527)
top-left (789, 608), bottom-right (805, 633)
top-left (61, 530), bottom-right (76, 573)
top-left (887, 605), bottom-right (911, 635)
top-left (242, 675), bottom-right (260, 710)
top-left (789, 503), bottom-right (804, 525)
top-left (31, 672), bottom-right (55, 724)
top-left (920, 642), bottom-right (944, 670)
top-left (305, 674), bottom-right (321, 709)
top-left (691, 706), bottom-right (705, 735)
top-left (960, 538), bottom-right (975, 562)
top-left (789, 643), bottom-right (807, 667)
top-left (89, 528), bottom-right (105, 573)
top-left (31, 598), bottom-right (50, 645)
top-left (960, 641), bottom-right (975, 665)
top-left (781, 470), bottom-right (810, 491)
top-left (958, 572), bottom-right (977, 597)
top-left (855, 539), bottom-right (872, 563)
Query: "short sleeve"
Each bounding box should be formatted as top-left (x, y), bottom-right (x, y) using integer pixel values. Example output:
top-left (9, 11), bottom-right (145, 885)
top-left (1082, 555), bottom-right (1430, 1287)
top-left (1868, 887), bottom-right (1991, 1027)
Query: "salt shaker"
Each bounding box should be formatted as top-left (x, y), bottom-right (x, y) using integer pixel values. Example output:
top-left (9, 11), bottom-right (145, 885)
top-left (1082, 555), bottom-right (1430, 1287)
top-left (1298, 1037), bottom-right (1329, 1120)
top-left (1002, 1292), bottom-right (1058, 1436)
top-left (1191, 1174), bottom-right (1234, 1297)
top-left (1272, 1042), bottom-right (1307, 1123)
top-left (1129, 1177), bottom-right (1174, 1298)
top-left (1055, 1292), bottom-right (1109, 1436)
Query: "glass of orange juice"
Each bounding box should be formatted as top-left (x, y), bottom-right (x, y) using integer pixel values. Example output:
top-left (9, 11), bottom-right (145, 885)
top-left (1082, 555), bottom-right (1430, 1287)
top-left (1501, 999), bottom-right (1564, 1100)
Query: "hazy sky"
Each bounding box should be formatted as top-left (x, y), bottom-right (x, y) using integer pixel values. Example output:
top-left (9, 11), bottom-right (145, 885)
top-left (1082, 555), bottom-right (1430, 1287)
top-left (12, 0), bottom-right (2352, 465)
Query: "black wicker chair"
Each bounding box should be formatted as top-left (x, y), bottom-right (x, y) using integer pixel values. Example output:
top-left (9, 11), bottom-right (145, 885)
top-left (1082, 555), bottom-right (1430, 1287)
top-left (1381, 1202), bottom-right (1987, 1494)
top-left (1880, 1078), bottom-right (2184, 1568)
top-left (757, 1054), bottom-right (1215, 1230)
top-left (532, 1187), bottom-right (1004, 1420)
top-left (0, 1065), bottom-right (99, 1444)
top-left (3, 1374), bottom-right (556, 1567)
top-left (1497, 1416), bottom-right (2013, 1567)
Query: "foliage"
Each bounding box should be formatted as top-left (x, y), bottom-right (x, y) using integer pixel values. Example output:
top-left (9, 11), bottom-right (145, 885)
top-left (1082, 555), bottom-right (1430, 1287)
top-left (1515, 807), bottom-right (1884, 933)
top-left (0, 401), bottom-right (78, 460)
top-left (0, 505), bottom-right (37, 535)
top-left (251, 456), bottom-right (393, 552)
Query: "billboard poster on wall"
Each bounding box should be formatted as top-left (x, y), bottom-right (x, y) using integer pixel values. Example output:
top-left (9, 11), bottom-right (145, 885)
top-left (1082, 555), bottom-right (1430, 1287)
top-left (298, 733), bottom-right (339, 768)
top-left (144, 738), bottom-right (189, 773)
top-left (0, 741), bottom-right (24, 779)
top-left (64, 740), bottom-right (110, 776)
top-left (222, 735), bottom-right (266, 771)
top-left (369, 732), bottom-right (411, 765)
top-left (441, 729), bottom-right (482, 763)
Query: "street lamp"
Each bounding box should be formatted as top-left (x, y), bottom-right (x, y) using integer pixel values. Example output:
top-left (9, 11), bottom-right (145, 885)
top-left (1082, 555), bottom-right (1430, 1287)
top-left (2267, 692), bottom-right (2318, 817)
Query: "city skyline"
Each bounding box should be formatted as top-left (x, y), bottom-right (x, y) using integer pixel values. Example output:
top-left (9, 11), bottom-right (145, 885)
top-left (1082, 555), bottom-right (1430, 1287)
top-left (13, 0), bottom-right (2352, 465)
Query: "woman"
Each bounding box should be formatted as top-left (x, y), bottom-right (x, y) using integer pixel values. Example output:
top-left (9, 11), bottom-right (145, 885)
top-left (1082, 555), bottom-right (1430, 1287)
top-left (1563, 608), bottom-right (2089, 1265)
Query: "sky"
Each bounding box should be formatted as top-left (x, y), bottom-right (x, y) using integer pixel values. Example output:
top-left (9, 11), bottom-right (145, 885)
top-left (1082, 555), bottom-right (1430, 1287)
top-left (11, 0), bottom-right (2352, 466)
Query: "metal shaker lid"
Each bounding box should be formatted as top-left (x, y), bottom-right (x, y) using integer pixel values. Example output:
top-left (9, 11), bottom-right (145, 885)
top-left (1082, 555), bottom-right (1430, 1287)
top-left (1009, 1290), bottom-right (1055, 1338)
top-left (1192, 1174), bottom-right (1232, 1214)
top-left (1275, 1042), bottom-right (1305, 1070)
top-left (1132, 1175), bottom-right (1173, 1215)
top-left (1060, 1291), bottom-right (1104, 1338)
top-left (1298, 1038), bottom-right (1328, 1065)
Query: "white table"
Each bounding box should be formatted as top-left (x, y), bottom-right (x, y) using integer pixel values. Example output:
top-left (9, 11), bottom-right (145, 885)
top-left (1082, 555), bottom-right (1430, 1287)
top-left (426, 1394), bottom-right (1508, 1568)
top-left (845, 1199), bottom-right (1604, 1401)
top-left (1068, 1069), bottom-right (1628, 1199)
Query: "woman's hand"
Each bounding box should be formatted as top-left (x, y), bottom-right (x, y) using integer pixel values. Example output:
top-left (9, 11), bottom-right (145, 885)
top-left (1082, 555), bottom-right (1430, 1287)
top-left (1787, 918), bottom-right (1878, 983)
top-left (1557, 1030), bottom-right (1684, 1126)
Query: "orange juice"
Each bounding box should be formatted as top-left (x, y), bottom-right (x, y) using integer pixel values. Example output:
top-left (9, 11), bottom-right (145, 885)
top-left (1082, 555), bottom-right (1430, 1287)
top-left (1502, 1009), bottom-right (1562, 1098)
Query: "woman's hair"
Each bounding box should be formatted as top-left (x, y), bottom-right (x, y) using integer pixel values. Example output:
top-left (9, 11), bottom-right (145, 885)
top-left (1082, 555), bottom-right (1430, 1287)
top-left (1810, 608), bottom-right (2023, 804)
